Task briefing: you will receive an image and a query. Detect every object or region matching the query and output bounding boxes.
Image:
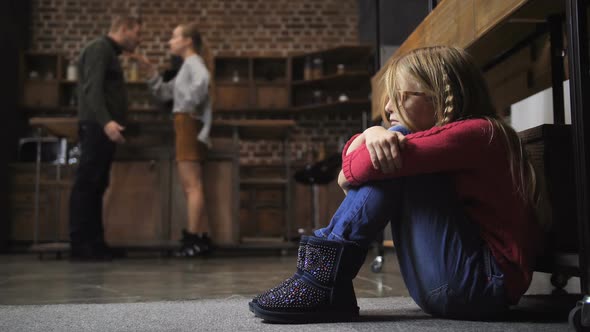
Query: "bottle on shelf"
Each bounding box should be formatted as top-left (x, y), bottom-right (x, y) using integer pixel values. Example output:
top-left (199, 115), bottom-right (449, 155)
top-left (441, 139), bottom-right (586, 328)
top-left (129, 60), bottom-right (138, 82)
top-left (313, 90), bottom-right (323, 104)
top-left (312, 57), bottom-right (323, 79)
top-left (317, 142), bottom-right (326, 161)
top-left (66, 59), bottom-right (78, 81)
top-left (232, 70), bottom-right (240, 83)
top-left (304, 56), bottom-right (312, 80)
top-left (69, 93), bottom-right (77, 107)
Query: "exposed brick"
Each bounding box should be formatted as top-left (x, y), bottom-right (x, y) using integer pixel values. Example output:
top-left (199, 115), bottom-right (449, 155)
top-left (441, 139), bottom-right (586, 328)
top-left (28, 0), bottom-right (361, 165)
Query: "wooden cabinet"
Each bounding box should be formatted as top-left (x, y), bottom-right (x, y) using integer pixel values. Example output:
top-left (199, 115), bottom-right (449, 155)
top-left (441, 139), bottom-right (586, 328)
top-left (170, 152), bottom-right (238, 245)
top-left (290, 46), bottom-right (373, 112)
top-left (293, 180), bottom-right (345, 237)
top-left (103, 147), bottom-right (238, 246)
top-left (214, 83), bottom-right (251, 109)
top-left (213, 56), bottom-right (290, 111)
top-left (20, 52), bottom-right (158, 117)
top-left (239, 166), bottom-right (289, 240)
top-left (7, 143), bottom-right (240, 247)
top-left (20, 53), bottom-right (62, 110)
top-left (211, 49), bottom-right (373, 242)
top-left (8, 163), bottom-right (73, 243)
top-left (213, 47), bottom-right (372, 114)
top-left (22, 81), bottom-right (60, 109)
top-left (103, 160), bottom-right (171, 244)
top-left (519, 125), bottom-right (577, 253)
top-left (255, 85), bottom-right (289, 109)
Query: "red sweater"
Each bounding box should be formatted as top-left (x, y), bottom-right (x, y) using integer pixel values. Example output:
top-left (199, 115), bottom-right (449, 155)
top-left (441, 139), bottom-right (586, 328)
top-left (342, 118), bottom-right (543, 304)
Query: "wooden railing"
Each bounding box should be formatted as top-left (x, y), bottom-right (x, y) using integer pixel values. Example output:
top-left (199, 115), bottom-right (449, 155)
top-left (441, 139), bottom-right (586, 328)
top-left (372, 0), bottom-right (567, 121)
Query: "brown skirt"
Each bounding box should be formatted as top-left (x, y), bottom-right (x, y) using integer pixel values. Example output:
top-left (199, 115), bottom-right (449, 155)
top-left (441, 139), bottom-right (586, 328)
top-left (174, 113), bottom-right (207, 162)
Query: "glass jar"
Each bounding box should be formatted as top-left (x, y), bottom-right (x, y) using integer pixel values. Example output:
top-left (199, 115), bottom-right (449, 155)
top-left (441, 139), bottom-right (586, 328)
top-left (312, 57), bottom-right (323, 79)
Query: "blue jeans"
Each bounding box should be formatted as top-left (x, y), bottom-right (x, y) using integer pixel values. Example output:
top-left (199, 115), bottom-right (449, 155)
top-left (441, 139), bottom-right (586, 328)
top-left (314, 174), bottom-right (508, 320)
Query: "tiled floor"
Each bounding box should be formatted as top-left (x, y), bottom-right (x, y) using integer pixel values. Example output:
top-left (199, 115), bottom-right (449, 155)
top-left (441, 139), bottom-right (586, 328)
top-left (0, 249), bottom-right (582, 305)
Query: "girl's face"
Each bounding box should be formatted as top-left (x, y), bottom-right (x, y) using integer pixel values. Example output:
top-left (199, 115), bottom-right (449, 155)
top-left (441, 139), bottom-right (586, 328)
top-left (385, 73), bottom-right (436, 132)
top-left (168, 26), bottom-right (191, 55)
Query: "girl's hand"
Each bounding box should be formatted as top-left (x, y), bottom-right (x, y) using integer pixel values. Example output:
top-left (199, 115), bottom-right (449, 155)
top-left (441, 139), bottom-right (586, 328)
top-left (363, 126), bottom-right (407, 173)
top-left (338, 170), bottom-right (351, 195)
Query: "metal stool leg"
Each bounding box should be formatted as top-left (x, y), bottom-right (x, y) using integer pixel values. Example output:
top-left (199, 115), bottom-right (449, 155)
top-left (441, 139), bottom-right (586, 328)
top-left (371, 230), bottom-right (385, 273)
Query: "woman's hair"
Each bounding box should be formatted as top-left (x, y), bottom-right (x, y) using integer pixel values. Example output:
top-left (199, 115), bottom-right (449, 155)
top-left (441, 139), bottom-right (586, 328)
top-left (178, 23), bottom-right (212, 70)
top-left (179, 22), bottom-right (203, 54)
top-left (382, 46), bottom-right (548, 228)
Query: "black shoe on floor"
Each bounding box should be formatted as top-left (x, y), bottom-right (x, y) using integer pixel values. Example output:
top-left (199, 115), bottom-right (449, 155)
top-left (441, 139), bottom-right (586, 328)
top-left (175, 230), bottom-right (213, 257)
top-left (70, 243), bottom-right (113, 262)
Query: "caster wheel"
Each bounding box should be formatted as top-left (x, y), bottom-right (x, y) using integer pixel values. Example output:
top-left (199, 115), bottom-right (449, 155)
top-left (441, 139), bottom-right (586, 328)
top-left (371, 256), bottom-right (383, 273)
top-left (569, 304), bottom-right (590, 331)
top-left (551, 273), bottom-right (569, 289)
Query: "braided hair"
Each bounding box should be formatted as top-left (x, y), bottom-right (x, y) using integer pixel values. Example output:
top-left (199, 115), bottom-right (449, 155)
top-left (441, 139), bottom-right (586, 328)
top-left (382, 46), bottom-right (545, 228)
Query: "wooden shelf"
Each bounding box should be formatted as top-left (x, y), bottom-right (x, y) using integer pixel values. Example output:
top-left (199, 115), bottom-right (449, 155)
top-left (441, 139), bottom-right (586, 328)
top-left (215, 100), bottom-right (370, 114)
top-left (291, 99), bottom-right (370, 113)
top-left (214, 81), bottom-right (250, 86)
top-left (59, 79), bottom-right (148, 85)
top-left (253, 80), bottom-right (289, 86)
top-left (214, 107), bottom-right (288, 113)
top-left (125, 81), bottom-right (148, 86)
top-left (29, 117), bottom-right (78, 140)
top-left (291, 71), bottom-right (371, 88)
top-left (24, 78), bottom-right (60, 84)
top-left (291, 45), bottom-right (373, 62)
top-left (128, 107), bottom-right (160, 112)
top-left (240, 178), bottom-right (288, 186)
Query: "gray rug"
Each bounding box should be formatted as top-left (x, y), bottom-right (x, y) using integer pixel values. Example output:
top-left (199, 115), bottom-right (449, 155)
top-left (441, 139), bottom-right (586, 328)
top-left (0, 296), bottom-right (570, 331)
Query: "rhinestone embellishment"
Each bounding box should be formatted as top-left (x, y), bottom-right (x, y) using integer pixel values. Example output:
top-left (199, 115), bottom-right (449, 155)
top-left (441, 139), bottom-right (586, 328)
top-left (253, 240), bottom-right (307, 301)
top-left (303, 243), bottom-right (338, 285)
top-left (257, 278), bottom-right (328, 309)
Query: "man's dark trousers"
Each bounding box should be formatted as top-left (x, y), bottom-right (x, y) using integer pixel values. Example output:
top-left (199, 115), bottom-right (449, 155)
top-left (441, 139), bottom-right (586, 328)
top-left (69, 121), bottom-right (115, 250)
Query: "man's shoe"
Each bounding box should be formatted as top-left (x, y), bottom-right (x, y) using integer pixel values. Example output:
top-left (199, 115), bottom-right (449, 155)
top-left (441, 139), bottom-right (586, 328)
top-left (70, 243), bottom-right (113, 262)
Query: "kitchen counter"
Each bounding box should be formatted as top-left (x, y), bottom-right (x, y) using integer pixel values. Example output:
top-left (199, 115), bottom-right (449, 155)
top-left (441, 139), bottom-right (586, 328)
top-left (29, 117), bottom-right (296, 142)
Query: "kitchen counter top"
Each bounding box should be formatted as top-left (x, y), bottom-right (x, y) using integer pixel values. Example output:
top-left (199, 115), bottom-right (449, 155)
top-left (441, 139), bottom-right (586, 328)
top-left (29, 117), bottom-right (296, 142)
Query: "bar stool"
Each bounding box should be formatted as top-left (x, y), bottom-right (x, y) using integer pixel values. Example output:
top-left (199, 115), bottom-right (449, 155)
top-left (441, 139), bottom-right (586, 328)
top-left (18, 133), bottom-right (69, 258)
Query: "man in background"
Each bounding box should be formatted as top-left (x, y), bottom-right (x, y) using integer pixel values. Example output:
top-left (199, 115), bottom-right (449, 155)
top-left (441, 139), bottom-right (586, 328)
top-left (69, 14), bottom-right (141, 261)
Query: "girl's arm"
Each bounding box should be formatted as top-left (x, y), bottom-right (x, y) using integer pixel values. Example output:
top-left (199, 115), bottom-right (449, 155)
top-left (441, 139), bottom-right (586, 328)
top-left (340, 125), bottom-right (411, 189)
top-left (342, 119), bottom-right (496, 186)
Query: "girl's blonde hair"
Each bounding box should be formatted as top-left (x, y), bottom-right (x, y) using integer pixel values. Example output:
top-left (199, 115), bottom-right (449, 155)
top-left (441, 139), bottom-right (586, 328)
top-left (382, 46), bottom-right (548, 228)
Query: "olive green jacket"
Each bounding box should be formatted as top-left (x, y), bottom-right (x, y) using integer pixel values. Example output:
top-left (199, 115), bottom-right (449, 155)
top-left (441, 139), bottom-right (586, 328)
top-left (77, 36), bottom-right (127, 127)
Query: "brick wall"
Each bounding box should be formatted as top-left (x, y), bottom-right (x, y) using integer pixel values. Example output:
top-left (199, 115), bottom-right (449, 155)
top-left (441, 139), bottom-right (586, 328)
top-left (29, 0), bottom-right (366, 165)
top-left (30, 0), bottom-right (359, 63)
top-left (215, 112), bottom-right (365, 166)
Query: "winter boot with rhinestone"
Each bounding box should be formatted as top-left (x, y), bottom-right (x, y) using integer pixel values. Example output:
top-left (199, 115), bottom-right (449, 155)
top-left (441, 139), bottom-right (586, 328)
top-left (249, 236), bottom-right (309, 312)
top-left (250, 236), bottom-right (367, 323)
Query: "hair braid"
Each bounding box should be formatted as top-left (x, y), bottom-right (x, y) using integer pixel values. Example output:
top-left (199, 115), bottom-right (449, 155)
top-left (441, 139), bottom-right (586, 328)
top-left (442, 72), bottom-right (454, 124)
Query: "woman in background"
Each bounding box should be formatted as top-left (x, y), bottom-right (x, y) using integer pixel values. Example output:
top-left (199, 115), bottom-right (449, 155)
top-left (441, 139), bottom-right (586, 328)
top-left (134, 23), bottom-right (212, 257)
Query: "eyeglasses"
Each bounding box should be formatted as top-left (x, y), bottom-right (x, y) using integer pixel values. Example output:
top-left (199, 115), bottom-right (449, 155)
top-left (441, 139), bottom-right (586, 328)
top-left (398, 90), bottom-right (429, 103)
